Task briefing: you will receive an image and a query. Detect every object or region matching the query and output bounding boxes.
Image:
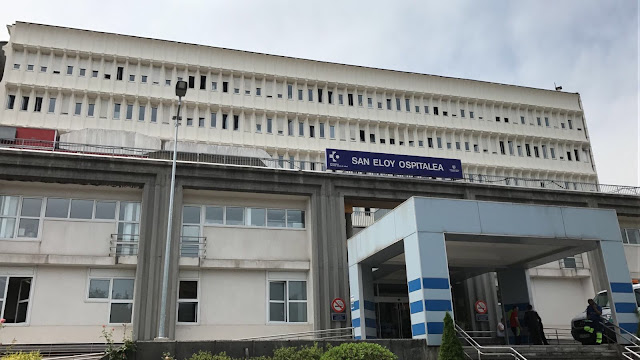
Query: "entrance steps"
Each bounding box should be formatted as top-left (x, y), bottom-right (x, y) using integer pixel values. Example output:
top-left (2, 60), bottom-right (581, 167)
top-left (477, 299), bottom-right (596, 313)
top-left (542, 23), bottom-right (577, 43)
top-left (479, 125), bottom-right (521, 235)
top-left (463, 344), bottom-right (620, 359)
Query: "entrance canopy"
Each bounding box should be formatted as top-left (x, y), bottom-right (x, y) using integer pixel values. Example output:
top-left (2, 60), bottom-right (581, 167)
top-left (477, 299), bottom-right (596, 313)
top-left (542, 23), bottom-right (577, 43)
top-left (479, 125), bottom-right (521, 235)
top-left (347, 197), bottom-right (635, 345)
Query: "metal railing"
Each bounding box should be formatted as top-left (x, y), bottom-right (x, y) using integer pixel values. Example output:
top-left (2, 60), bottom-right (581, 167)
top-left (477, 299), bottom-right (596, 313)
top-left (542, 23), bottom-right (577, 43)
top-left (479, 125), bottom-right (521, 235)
top-left (598, 321), bottom-right (640, 360)
top-left (0, 343), bottom-right (109, 358)
top-left (110, 234), bottom-right (139, 256)
top-left (542, 327), bottom-right (575, 344)
top-left (352, 210), bottom-right (377, 228)
top-left (456, 324), bottom-right (527, 360)
top-left (180, 236), bottom-right (207, 258)
top-left (236, 327), bottom-right (354, 341)
top-left (2, 138), bottom-right (639, 196)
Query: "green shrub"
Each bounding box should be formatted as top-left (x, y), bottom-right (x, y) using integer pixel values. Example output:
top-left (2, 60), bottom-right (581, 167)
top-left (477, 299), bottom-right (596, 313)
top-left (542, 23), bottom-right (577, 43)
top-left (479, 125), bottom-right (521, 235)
top-left (185, 351), bottom-right (232, 360)
top-left (438, 312), bottom-right (465, 360)
top-left (272, 344), bottom-right (323, 360)
top-left (320, 343), bottom-right (397, 360)
top-left (1, 352), bottom-right (42, 360)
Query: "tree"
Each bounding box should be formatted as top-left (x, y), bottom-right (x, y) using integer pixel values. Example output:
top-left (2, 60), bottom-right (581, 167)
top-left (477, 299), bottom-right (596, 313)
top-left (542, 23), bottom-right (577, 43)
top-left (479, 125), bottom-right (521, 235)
top-left (438, 312), bottom-right (466, 360)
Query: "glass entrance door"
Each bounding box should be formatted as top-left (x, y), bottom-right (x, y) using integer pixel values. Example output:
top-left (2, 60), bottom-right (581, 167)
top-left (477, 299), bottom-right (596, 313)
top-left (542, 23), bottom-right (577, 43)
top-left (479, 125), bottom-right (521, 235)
top-left (376, 300), bottom-right (412, 339)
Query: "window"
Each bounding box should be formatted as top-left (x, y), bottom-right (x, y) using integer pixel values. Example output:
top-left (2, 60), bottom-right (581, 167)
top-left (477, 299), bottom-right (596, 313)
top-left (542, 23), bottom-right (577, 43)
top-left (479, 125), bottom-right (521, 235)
top-left (369, 134), bottom-right (376, 143)
top-left (499, 141), bottom-right (505, 155)
top-left (550, 147), bottom-right (556, 159)
top-left (568, 119), bottom-right (573, 129)
top-left (92, 70), bottom-right (98, 77)
top-left (198, 117), bottom-right (204, 128)
top-left (0, 196), bottom-right (43, 239)
top-left (116, 66), bottom-right (123, 81)
top-left (525, 144), bottom-right (531, 157)
top-left (456, 142), bottom-right (461, 150)
top-left (542, 145), bottom-right (548, 159)
top-left (268, 280), bottom-right (307, 323)
top-left (427, 138), bottom-right (433, 148)
top-left (329, 125), bottom-right (335, 139)
top-left (13, 64), bottom-right (19, 70)
top-left (309, 125), bottom-right (315, 138)
top-left (255, 87), bottom-right (261, 96)
top-left (545, 117), bottom-right (550, 127)
top-left (113, 103), bottom-right (121, 119)
top-left (504, 117), bottom-right (509, 123)
top-left (519, 116), bottom-right (525, 124)
top-left (45, 198), bottom-right (70, 218)
top-left (198, 75), bottom-right (206, 90)
top-left (104, 74), bottom-right (111, 80)
top-left (125, 104), bottom-right (133, 120)
top-left (86, 103), bottom-right (95, 117)
top-left (0, 276), bottom-right (33, 323)
top-left (87, 278), bottom-right (134, 323)
top-left (443, 111), bottom-right (448, 116)
top-left (267, 209), bottom-right (286, 227)
top-left (222, 114), bottom-right (228, 129)
top-left (433, 106), bottom-right (439, 115)
top-left (469, 111), bottom-right (474, 118)
top-left (298, 89), bottom-right (303, 101)
top-left (359, 130), bottom-right (366, 142)
top-left (140, 75), bottom-right (147, 83)
top-left (474, 144), bottom-right (479, 152)
top-left (128, 74), bottom-right (135, 82)
top-left (222, 81), bottom-right (229, 93)
top-left (561, 123), bottom-right (566, 129)
top-left (287, 84), bottom-right (293, 100)
top-left (537, 117), bottom-right (542, 126)
top-left (41, 66), bottom-right (48, 73)
top-left (465, 142), bottom-right (470, 151)
top-left (508, 141), bottom-right (514, 155)
top-left (210, 113), bottom-right (217, 128)
top-left (233, 115), bottom-right (239, 131)
top-left (460, 109), bottom-right (465, 117)
top-left (34, 97), bottom-right (43, 112)
top-left (177, 280), bottom-right (198, 323)
top-left (188, 76), bottom-right (195, 89)
top-left (396, 98), bottom-right (401, 111)
top-left (319, 123), bottom-right (325, 138)
top-left (267, 118), bottom-right (273, 134)
top-left (74, 102), bottom-right (82, 115)
top-left (308, 89), bottom-right (313, 102)
top-left (567, 151), bottom-right (572, 161)
top-left (437, 137), bottom-right (442, 148)
top-left (327, 91), bottom-right (333, 104)
top-left (27, 64), bottom-right (34, 71)
top-left (249, 208), bottom-right (266, 227)
top-left (187, 118), bottom-right (193, 126)
top-left (256, 123), bottom-right (262, 133)
top-left (368, 98), bottom-right (373, 108)
top-left (48, 98), bottom-right (56, 113)
top-left (496, 116), bottom-right (500, 122)
top-left (358, 94), bottom-right (363, 107)
top-left (297, 121), bottom-right (304, 137)
top-left (415, 106), bottom-right (420, 113)
top-left (226, 207), bottom-right (244, 225)
top-left (67, 66), bottom-right (73, 75)
top-left (6, 95), bottom-right (15, 110)
top-left (419, 140), bottom-right (424, 147)
top-left (318, 89), bottom-right (323, 103)
top-left (95, 201), bottom-right (116, 219)
top-left (517, 145), bottom-right (523, 156)
top-left (386, 99), bottom-right (392, 110)
top-left (20, 96), bottom-right (29, 111)
top-left (78, 68), bottom-right (86, 76)
top-left (534, 146), bottom-right (540, 158)
top-left (151, 107), bottom-right (157, 123)
top-left (348, 94), bottom-right (354, 106)
top-left (338, 94), bottom-right (344, 105)
top-left (622, 228), bottom-right (640, 245)
top-left (574, 149), bottom-right (580, 161)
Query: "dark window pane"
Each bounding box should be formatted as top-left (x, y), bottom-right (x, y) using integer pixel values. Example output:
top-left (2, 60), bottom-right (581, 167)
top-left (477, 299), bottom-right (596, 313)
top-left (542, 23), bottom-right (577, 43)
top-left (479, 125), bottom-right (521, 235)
top-left (249, 208), bottom-right (266, 227)
top-left (112, 279), bottom-right (134, 300)
top-left (95, 201), bottom-right (117, 219)
top-left (89, 279), bottom-right (110, 299)
top-left (45, 198), bottom-right (69, 218)
top-left (288, 281), bottom-right (307, 300)
top-left (289, 302), bottom-right (307, 322)
top-left (286, 210), bottom-right (305, 228)
top-left (178, 302), bottom-right (198, 322)
top-left (179, 281), bottom-right (198, 299)
top-left (269, 281), bottom-right (285, 301)
top-left (182, 206), bottom-right (201, 224)
top-left (226, 207), bottom-right (244, 225)
top-left (70, 199), bottom-right (94, 219)
top-left (205, 206), bottom-right (223, 224)
top-left (17, 218), bottom-right (39, 238)
top-left (269, 303), bottom-right (285, 322)
top-left (110, 303), bottom-right (133, 323)
top-left (267, 209), bottom-right (285, 228)
top-left (20, 198), bottom-right (42, 217)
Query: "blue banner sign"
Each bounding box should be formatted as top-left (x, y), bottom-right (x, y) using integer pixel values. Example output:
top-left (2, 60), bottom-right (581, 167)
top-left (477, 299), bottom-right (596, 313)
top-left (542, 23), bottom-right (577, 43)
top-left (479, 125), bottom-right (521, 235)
top-left (325, 148), bottom-right (463, 179)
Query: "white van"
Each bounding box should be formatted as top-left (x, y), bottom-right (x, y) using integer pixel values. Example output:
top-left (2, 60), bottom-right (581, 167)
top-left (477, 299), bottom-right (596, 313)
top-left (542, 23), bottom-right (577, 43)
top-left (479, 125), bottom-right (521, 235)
top-left (570, 283), bottom-right (640, 344)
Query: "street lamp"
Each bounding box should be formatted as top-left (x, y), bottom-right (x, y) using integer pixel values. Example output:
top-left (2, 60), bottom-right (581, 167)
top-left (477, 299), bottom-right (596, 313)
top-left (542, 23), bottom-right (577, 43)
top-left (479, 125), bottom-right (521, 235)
top-left (157, 80), bottom-right (188, 339)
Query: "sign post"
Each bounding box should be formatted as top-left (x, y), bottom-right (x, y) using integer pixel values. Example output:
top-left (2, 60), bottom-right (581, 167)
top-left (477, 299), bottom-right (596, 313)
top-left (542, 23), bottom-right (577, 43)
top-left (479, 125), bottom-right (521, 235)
top-left (331, 298), bottom-right (347, 322)
top-left (325, 148), bottom-right (463, 179)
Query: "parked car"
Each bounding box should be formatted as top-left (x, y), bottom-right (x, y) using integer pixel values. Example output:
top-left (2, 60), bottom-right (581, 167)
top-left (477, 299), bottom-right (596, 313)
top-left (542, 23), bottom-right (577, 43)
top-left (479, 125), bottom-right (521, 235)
top-left (571, 283), bottom-right (640, 344)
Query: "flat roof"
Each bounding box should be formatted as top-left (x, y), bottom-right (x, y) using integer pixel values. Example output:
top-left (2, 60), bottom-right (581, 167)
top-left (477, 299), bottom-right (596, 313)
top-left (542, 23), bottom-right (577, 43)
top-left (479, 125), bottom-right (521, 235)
top-left (8, 21), bottom-right (578, 96)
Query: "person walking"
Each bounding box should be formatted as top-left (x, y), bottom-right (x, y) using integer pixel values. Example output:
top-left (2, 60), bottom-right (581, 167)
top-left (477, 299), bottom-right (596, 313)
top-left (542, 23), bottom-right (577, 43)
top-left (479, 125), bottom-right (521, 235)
top-left (508, 306), bottom-right (522, 345)
top-left (497, 317), bottom-right (506, 345)
top-left (583, 299), bottom-right (603, 345)
top-left (524, 305), bottom-right (543, 345)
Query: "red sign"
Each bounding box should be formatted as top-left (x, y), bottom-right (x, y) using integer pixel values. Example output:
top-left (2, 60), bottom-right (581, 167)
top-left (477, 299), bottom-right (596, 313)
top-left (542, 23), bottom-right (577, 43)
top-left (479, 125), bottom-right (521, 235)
top-left (475, 300), bottom-right (488, 314)
top-left (331, 298), bottom-right (346, 313)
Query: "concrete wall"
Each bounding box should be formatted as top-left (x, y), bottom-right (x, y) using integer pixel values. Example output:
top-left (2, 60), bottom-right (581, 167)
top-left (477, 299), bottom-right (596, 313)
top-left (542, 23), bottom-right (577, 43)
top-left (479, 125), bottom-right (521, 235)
top-left (529, 277), bottom-right (593, 329)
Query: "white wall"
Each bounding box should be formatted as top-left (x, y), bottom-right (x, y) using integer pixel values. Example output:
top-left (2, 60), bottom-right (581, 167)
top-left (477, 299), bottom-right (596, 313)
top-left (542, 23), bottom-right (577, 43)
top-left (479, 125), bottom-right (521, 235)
top-left (530, 277), bottom-right (593, 329)
top-left (175, 269), bottom-right (313, 340)
top-left (0, 266), bottom-right (134, 344)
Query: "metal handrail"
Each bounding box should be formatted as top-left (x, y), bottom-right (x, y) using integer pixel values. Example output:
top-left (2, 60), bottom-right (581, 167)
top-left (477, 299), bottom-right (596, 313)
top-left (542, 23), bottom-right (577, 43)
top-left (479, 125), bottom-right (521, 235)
top-left (179, 236), bottom-right (207, 258)
top-left (43, 353), bottom-right (105, 360)
top-left (1, 138), bottom-right (638, 197)
top-left (598, 320), bottom-right (640, 360)
top-left (236, 327), bottom-right (354, 341)
top-left (109, 234), bottom-right (139, 256)
top-left (455, 324), bottom-right (527, 360)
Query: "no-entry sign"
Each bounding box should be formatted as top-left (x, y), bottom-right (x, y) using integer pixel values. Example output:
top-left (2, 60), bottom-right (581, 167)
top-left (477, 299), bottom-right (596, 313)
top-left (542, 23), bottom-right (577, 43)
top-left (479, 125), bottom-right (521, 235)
top-left (475, 300), bottom-right (488, 314)
top-left (331, 298), bottom-right (346, 313)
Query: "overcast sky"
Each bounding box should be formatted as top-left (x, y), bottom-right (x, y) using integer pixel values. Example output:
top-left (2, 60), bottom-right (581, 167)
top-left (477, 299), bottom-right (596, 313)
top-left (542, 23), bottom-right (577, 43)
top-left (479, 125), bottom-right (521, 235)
top-left (1, 0), bottom-right (638, 186)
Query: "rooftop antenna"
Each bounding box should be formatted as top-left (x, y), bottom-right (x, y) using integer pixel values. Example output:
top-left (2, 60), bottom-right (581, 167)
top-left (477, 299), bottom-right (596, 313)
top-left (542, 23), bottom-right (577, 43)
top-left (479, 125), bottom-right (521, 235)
top-left (554, 82), bottom-right (562, 91)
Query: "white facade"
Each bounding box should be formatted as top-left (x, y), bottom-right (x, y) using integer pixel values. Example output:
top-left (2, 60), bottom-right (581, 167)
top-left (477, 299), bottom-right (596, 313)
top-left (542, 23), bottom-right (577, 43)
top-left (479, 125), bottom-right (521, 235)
top-left (1, 22), bottom-right (597, 185)
top-left (0, 181), bottom-right (312, 343)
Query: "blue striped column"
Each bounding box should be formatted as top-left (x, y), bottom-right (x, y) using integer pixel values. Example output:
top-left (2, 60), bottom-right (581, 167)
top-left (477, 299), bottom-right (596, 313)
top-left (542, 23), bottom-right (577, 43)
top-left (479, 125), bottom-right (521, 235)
top-left (349, 264), bottom-right (377, 339)
top-left (404, 232), bottom-right (453, 346)
top-left (599, 241), bottom-right (638, 341)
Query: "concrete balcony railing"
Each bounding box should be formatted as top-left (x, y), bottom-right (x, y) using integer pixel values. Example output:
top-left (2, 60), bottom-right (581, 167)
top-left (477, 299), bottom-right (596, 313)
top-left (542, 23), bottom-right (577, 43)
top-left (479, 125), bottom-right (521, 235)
top-left (2, 138), bottom-right (639, 197)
